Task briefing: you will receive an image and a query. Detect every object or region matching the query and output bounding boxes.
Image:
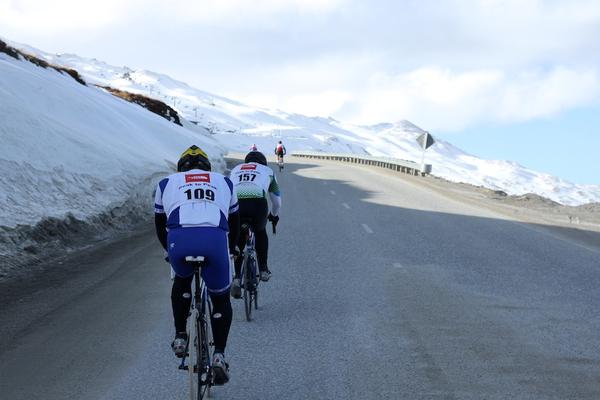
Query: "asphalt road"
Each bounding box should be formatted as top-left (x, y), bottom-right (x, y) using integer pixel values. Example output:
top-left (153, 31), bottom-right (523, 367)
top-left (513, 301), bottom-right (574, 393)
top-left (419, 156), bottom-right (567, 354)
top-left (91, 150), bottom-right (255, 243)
top-left (1, 158), bottom-right (600, 400)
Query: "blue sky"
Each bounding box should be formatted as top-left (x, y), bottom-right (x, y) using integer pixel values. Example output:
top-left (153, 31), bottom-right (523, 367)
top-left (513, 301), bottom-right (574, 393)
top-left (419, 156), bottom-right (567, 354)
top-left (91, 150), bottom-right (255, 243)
top-left (1, 0), bottom-right (599, 183)
top-left (438, 105), bottom-right (600, 184)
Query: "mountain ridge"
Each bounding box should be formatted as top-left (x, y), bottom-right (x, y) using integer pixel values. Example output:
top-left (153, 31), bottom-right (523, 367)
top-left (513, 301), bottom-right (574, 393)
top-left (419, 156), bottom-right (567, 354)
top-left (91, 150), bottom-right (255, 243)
top-left (4, 38), bottom-right (600, 206)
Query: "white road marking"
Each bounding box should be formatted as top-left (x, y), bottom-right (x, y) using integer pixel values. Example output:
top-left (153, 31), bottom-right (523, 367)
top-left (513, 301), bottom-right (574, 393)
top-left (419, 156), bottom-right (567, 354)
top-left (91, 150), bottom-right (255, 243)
top-left (330, 190), bottom-right (336, 195)
top-left (361, 224), bottom-right (373, 234)
top-left (342, 202), bottom-right (351, 209)
top-left (393, 262), bottom-right (404, 269)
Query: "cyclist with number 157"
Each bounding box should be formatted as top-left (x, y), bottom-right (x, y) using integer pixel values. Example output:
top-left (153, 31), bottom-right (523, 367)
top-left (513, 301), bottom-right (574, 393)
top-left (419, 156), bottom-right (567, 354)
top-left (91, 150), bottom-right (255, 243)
top-left (154, 145), bottom-right (240, 385)
top-left (229, 151), bottom-right (281, 298)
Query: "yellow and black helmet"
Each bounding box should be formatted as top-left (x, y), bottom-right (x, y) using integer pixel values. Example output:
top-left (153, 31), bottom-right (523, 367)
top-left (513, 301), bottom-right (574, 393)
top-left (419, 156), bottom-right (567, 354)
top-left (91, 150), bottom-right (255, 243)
top-left (177, 145), bottom-right (211, 172)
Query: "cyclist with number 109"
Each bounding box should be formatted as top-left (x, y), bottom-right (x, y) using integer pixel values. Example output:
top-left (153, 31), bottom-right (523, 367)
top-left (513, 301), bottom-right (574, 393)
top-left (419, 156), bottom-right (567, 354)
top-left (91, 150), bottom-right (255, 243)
top-left (229, 151), bottom-right (281, 298)
top-left (154, 145), bottom-right (240, 385)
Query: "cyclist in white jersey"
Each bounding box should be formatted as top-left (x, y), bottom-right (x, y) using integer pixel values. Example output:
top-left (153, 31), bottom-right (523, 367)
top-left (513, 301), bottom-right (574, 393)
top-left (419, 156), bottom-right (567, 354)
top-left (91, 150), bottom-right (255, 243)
top-left (229, 151), bottom-right (281, 298)
top-left (154, 145), bottom-right (239, 385)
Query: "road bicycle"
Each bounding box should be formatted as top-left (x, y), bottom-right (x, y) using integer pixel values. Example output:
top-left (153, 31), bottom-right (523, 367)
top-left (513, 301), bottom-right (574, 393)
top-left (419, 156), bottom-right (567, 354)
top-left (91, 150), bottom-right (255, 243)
top-left (239, 223), bottom-right (259, 321)
top-left (237, 219), bottom-right (277, 321)
top-left (177, 256), bottom-right (214, 400)
top-left (276, 155), bottom-right (284, 172)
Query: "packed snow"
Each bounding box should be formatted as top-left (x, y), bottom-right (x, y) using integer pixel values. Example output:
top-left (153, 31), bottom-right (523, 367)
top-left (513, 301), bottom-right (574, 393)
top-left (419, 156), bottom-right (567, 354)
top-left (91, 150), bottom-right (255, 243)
top-left (0, 46), bottom-right (226, 230)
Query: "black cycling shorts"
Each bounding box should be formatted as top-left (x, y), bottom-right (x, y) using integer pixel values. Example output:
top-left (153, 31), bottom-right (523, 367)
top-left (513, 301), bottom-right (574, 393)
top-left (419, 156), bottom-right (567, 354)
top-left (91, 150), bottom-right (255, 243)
top-left (238, 197), bottom-right (269, 232)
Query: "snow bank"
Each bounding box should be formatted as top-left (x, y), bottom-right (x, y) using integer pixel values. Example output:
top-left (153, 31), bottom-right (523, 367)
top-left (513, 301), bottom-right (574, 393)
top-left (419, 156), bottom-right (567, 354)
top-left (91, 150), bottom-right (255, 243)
top-left (0, 51), bottom-right (224, 277)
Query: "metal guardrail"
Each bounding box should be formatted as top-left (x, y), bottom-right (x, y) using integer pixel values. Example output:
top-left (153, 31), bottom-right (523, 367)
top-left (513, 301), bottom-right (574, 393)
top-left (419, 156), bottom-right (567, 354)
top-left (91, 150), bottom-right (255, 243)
top-left (292, 151), bottom-right (432, 176)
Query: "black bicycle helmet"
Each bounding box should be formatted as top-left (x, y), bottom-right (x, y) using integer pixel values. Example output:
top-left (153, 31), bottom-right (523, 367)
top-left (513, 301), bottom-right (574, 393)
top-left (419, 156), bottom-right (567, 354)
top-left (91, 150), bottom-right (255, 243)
top-left (177, 145), bottom-right (211, 172)
top-left (244, 151), bottom-right (267, 166)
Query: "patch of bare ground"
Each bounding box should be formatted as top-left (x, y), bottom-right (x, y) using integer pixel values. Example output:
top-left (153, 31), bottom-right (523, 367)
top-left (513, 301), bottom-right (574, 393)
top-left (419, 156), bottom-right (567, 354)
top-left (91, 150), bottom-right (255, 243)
top-left (413, 173), bottom-right (600, 251)
top-left (97, 86), bottom-right (182, 126)
top-left (0, 39), bottom-right (86, 85)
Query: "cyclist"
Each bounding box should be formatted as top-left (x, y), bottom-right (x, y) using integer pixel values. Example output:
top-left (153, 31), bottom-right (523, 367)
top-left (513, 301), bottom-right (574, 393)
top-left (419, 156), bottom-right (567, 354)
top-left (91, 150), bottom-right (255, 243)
top-left (274, 140), bottom-right (286, 167)
top-left (250, 144), bottom-right (258, 151)
top-left (229, 151), bottom-right (281, 298)
top-left (154, 145), bottom-right (239, 385)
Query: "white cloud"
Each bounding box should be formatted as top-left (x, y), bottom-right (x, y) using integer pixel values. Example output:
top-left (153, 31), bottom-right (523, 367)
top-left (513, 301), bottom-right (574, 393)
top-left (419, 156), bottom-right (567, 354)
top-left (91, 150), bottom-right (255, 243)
top-left (0, 0), bottom-right (346, 33)
top-left (339, 66), bottom-right (600, 130)
top-left (496, 67), bottom-right (600, 121)
top-left (166, 0), bottom-right (346, 21)
top-left (222, 57), bottom-right (600, 131)
top-left (343, 68), bottom-right (503, 128)
top-left (239, 90), bottom-right (350, 117)
top-left (2, 0), bottom-right (600, 132)
top-left (0, 0), bottom-right (129, 32)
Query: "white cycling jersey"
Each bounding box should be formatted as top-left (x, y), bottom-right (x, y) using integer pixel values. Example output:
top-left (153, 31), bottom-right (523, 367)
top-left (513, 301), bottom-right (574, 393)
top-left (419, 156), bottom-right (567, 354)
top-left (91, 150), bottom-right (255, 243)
top-left (154, 170), bottom-right (239, 230)
top-left (230, 162), bottom-right (281, 215)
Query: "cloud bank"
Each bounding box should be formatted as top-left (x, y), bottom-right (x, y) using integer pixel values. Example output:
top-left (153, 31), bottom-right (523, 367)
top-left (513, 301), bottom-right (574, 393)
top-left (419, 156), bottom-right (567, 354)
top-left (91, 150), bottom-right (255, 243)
top-left (2, 0), bottom-right (600, 130)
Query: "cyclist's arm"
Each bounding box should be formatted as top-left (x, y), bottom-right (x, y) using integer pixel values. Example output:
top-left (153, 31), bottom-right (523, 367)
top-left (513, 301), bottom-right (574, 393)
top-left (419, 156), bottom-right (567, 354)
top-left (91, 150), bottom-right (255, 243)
top-left (268, 175), bottom-right (281, 216)
top-left (282, 146), bottom-right (287, 155)
top-left (227, 211), bottom-right (240, 253)
top-left (154, 213), bottom-right (168, 251)
top-left (226, 177), bottom-right (240, 252)
top-left (154, 179), bottom-right (169, 250)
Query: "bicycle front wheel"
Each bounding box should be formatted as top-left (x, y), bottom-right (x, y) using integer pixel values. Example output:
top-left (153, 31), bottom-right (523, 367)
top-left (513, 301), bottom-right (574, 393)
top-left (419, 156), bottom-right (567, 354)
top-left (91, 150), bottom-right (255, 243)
top-left (241, 254), bottom-right (253, 321)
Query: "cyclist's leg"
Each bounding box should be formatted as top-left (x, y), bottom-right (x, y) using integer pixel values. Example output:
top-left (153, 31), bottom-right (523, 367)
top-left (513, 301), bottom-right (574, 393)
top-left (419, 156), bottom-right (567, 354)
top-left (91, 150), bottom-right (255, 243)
top-left (234, 236), bottom-right (245, 278)
top-left (194, 227), bottom-right (233, 384)
top-left (248, 199), bottom-right (269, 271)
top-left (195, 227), bottom-right (233, 354)
top-left (171, 275), bottom-right (193, 332)
top-left (167, 228), bottom-right (196, 335)
top-left (234, 202), bottom-right (254, 278)
top-left (209, 292), bottom-right (232, 354)
top-left (255, 229), bottom-right (268, 270)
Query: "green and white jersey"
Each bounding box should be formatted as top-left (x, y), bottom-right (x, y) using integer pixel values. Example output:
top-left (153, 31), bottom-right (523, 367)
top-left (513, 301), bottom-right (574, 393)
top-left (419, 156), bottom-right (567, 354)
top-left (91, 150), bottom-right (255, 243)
top-left (230, 162), bottom-right (282, 216)
top-left (230, 162), bottom-right (280, 199)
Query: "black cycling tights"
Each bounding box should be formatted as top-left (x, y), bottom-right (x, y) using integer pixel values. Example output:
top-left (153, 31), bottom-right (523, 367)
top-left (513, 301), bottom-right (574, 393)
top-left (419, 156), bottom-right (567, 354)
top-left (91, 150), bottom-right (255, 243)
top-left (171, 275), bottom-right (232, 354)
top-left (255, 228), bottom-right (269, 270)
top-left (235, 198), bottom-right (270, 276)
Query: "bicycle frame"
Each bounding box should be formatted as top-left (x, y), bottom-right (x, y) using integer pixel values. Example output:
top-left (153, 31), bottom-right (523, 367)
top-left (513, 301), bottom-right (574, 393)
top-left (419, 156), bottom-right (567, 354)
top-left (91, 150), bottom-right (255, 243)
top-left (178, 259), bottom-right (213, 400)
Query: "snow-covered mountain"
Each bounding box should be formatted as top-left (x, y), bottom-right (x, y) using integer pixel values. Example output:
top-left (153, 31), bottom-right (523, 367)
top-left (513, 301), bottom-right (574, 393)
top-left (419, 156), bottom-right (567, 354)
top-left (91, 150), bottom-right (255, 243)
top-left (3, 38), bottom-right (600, 225)
top-left (12, 41), bottom-right (598, 207)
